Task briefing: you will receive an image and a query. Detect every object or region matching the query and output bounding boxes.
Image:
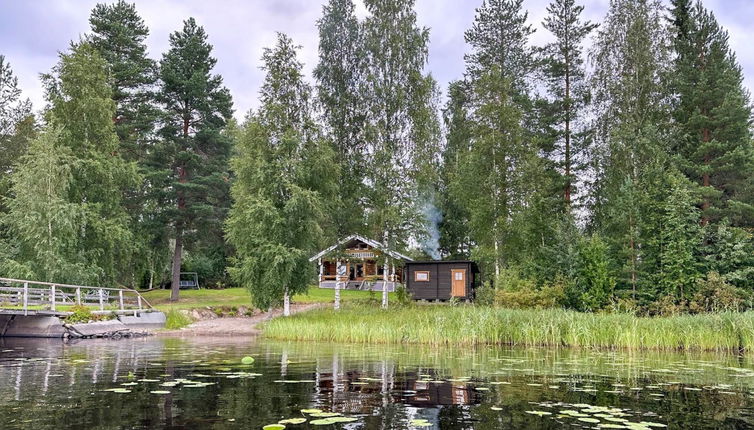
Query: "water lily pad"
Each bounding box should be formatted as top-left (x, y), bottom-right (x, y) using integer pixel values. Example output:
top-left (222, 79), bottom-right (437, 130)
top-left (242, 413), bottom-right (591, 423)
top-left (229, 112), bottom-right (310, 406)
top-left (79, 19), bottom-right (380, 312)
top-left (310, 419), bottom-right (337, 425)
top-left (263, 425), bottom-right (285, 430)
top-left (525, 411), bottom-right (552, 416)
top-left (329, 417), bottom-right (358, 423)
top-left (150, 390), bottom-right (171, 394)
top-left (310, 412), bottom-right (341, 418)
top-left (278, 418), bottom-right (307, 425)
top-left (578, 417), bottom-right (601, 423)
top-left (301, 409), bottom-right (323, 414)
top-left (241, 356), bottom-right (255, 365)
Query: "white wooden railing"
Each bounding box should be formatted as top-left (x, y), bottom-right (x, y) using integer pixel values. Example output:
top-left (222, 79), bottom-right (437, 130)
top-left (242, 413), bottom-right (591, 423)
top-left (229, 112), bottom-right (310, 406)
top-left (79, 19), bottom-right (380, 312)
top-left (0, 277), bottom-right (152, 316)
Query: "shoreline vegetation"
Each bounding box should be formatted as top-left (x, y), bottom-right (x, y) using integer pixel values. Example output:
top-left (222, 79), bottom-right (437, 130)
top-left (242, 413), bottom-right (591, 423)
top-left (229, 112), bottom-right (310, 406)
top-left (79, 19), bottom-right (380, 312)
top-left (262, 304), bottom-right (754, 352)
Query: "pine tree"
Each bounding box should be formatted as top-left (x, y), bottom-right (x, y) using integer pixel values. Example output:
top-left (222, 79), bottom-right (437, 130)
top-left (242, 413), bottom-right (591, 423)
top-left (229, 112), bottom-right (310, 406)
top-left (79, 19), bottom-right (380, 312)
top-left (226, 34), bottom-right (335, 315)
top-left (670, 0), bottom-right (754, 227)
top-left (314, 0), bottom-right (366, 239)
top-left (541, 0), bottom-right (597, 207)
top-left (156, 18), bottom-right (233, 301)
top-left (464, 0), bottom-right (534, 97)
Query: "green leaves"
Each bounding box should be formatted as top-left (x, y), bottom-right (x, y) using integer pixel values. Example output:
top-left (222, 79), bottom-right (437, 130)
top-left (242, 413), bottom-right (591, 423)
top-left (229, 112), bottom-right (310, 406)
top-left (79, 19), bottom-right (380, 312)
top-left (227, 35), bottom-right (331, 311)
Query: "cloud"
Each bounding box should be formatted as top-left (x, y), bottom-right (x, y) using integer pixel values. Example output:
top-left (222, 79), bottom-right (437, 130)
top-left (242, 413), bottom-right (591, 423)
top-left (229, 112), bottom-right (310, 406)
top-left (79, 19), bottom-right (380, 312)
top-left (1, 0), bottom-right (752, 120)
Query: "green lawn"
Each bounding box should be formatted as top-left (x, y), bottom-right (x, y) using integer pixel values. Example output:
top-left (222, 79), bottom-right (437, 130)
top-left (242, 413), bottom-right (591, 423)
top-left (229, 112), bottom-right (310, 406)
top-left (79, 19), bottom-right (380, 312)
top-left (141, 287), bottom-right (393, 312)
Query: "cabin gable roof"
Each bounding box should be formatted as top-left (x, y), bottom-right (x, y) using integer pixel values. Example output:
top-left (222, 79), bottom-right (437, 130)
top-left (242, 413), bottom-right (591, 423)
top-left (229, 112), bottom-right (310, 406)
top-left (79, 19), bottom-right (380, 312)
top-left (309, 234), bottom-right (413, 262)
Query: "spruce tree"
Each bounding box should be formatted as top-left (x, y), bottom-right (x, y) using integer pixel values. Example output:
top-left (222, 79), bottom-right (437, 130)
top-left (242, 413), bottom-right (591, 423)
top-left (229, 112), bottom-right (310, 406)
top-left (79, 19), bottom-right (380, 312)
top-left (314, 0), bottom-right (366, 239)
top-left (156, 18), bottom-right (233, 301)
top-left (670, 0), bottom-right (754, 227)
top-left (226, 34), bottom-right (335, 315)
top-left (438, 80), bottom-right (473, 258)
top-left (541, 0), bottom-right (597, 207)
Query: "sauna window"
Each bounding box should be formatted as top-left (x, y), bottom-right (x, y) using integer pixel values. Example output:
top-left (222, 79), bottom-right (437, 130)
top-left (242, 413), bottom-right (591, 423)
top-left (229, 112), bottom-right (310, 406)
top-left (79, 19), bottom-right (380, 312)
top-left (415, 271), bottom-right (430, 282)
top-left (455, 272), bottom-right (464, 281)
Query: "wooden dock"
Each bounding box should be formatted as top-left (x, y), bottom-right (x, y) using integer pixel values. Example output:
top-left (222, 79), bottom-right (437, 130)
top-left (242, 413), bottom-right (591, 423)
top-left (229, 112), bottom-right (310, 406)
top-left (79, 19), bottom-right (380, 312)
top-left (0, 278), bottom-right (163, 338)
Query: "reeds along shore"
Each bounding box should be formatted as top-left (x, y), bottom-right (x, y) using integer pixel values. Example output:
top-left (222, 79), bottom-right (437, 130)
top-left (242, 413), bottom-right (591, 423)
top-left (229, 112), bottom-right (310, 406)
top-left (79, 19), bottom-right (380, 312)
top-left (262, 305), bottom-right (754, 352)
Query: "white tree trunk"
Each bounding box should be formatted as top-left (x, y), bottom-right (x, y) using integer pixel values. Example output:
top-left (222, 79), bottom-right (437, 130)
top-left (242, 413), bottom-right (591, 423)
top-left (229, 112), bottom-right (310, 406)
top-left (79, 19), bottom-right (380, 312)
top-left (335, 260), bottom-right (342, 311)
top-left (382, 258), bottom-right (389, 309)
top-left (283, 288), bottom-right (290, 317)
top-left (318, 258), bottom-right (323, 286)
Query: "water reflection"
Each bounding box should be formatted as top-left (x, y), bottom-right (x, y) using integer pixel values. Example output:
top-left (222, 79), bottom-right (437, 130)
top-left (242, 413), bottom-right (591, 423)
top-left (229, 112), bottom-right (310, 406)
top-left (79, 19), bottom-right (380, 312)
top-left (2, 337), bottom-right (754, 428)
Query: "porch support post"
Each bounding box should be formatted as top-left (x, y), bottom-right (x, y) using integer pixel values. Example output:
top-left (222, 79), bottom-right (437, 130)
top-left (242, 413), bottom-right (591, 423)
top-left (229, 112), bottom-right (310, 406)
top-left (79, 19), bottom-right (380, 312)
top-left (335, 260), bottom-right (342, 310)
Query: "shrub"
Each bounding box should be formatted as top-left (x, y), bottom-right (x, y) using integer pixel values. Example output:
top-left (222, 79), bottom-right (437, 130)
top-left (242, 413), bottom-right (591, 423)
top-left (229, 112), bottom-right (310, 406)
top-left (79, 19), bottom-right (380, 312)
top-left (566, 235), bottom-right (615, 311)
top-left (493, 281), bottom-right (565, 309)
top-left (394, 284), bottom-right (413, 307)
top-left (474, 281), bottom-right (495, 306)
top-left (165, 309), bottom-right (193, 330)
top-left (65, 305), bottom-right (102, 324)
top-left (689, 272), bottom-right (748, 313)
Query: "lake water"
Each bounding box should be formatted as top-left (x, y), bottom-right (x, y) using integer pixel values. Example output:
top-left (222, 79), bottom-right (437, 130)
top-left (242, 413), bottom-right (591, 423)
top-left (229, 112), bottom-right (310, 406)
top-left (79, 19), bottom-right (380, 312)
top-left (2, 336), bottom-right (754, 429)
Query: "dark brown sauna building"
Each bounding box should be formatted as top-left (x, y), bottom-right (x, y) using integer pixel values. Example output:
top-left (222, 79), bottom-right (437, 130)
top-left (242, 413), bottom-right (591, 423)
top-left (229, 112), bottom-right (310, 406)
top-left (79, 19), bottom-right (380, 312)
top-left (405, 261), bottom-right (479, 301)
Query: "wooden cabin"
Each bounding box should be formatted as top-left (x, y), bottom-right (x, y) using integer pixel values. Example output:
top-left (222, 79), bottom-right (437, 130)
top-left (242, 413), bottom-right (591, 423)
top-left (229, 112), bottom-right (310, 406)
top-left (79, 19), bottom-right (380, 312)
top-left (405, 261), bottom-right (479, 301)
top-left (310, 235), bottom-right (413, 292)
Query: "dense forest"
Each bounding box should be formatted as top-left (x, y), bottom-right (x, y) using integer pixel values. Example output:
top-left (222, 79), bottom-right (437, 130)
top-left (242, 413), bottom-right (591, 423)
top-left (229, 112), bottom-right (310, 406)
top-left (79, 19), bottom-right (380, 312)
top-left (1, 0), bottom-right (753, 313)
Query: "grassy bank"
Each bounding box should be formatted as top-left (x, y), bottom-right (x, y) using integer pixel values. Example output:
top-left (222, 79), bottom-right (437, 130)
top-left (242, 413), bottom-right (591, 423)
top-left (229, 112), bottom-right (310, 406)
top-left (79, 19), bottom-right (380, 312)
top-left (263, 305), bottom-right (754, 352)
top-left (142, 287), bottom-right (392, 312)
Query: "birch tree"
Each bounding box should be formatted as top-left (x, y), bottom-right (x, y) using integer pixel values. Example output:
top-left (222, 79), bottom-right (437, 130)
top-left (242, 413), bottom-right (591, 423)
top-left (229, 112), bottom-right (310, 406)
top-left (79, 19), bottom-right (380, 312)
top-left (226, 34), bottom-right (335, 315)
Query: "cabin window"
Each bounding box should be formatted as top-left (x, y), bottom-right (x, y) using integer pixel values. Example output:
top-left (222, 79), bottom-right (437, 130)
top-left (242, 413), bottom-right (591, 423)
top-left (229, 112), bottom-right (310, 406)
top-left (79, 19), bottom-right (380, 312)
top-left (415, 271), bottom-right (430, 282)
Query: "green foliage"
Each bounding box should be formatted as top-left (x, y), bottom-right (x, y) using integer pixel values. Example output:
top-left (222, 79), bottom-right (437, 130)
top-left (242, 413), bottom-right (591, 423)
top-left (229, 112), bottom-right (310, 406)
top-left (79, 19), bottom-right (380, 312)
top-left (66, 305), bottom-right (99, 324)
top-left (566, 235), bottom-right (615, 312)
top-left (226, 34), bottom-right (334, 311)
top-left (361, 0), bottom-right (441, 253)
top-left (88, 0), bottom-right (164, 289)
top-left (0, 127), bottom-right (90, 282)
top-left (39, 42), bottom-right (138, 285)
top-left (394, 284), bottom-right (413, 307)
top-left (314, 0), bottom-right (367, 239)
top-left (164, 309), bottom-right (193, 329)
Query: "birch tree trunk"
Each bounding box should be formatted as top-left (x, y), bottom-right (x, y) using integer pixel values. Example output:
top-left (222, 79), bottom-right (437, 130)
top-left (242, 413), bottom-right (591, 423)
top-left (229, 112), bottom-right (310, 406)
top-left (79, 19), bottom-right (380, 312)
top-left (283, 287), bottom-right (290, 316)
top-left (382, 258), bottom-right (389, 309)
top-left (335, 260), bottom-right (342, 310)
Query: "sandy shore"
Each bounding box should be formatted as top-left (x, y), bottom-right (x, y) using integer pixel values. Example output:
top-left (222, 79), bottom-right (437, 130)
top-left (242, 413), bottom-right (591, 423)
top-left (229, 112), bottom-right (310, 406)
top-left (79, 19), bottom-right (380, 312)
top-left (155, 303), bottom-right (323, 337)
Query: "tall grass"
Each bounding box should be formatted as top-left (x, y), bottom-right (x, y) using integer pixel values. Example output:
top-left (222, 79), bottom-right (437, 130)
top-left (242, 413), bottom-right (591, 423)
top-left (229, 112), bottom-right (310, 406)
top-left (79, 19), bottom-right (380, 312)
top-left (262, 305), bottom-right (754, 352)
top-left (164, 309), bottom-right (194, 330)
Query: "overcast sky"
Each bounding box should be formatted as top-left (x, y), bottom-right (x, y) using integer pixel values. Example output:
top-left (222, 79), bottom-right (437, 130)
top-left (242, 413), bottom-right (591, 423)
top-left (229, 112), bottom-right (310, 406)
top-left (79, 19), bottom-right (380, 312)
top-left (2, 0), bottom-right (753, 120)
